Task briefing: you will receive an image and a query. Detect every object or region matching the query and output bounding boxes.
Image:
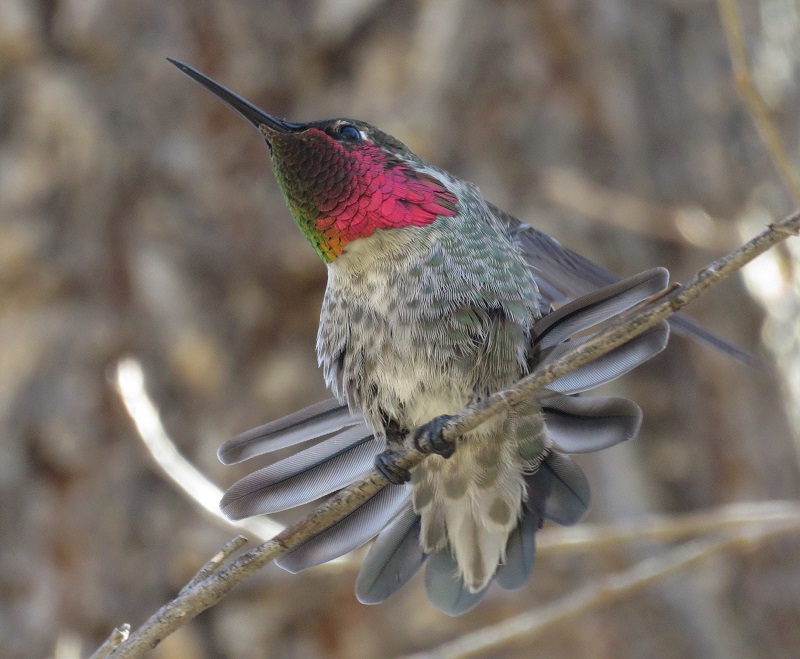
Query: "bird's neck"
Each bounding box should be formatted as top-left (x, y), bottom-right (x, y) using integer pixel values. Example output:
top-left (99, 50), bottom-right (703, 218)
top-left (278, 157), bottom-right (460, 263)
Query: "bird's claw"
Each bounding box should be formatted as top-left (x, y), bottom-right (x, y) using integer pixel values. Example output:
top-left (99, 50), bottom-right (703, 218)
top-left (376, 415), bottom-right (456, 483)
top-left (375, 450), bottom-right (411, 484)
top-left (413, 414), bottom-right (456, 458)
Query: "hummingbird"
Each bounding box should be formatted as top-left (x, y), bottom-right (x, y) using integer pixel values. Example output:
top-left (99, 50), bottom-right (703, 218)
top-left (170, 59), bottom-right (749, 615)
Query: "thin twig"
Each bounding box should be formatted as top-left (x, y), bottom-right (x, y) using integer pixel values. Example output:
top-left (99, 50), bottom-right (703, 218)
top-left (180, 536), bottom-right (248, 595)
top-left (407, 521), bottom-right (800, 659)
top-left (102, 211), bottom-right (800, 658)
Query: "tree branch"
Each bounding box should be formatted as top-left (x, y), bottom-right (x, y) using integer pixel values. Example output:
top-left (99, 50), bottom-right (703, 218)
top-left (101, 210), bottom-right (800, 658)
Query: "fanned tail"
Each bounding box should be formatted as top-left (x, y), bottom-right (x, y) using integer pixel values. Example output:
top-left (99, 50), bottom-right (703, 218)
top-left (218, 268), bottom-right (672, 614)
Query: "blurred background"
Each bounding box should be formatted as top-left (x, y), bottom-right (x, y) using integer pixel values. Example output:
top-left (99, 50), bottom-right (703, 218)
top-left (3, 0), bottom-right (800, 657)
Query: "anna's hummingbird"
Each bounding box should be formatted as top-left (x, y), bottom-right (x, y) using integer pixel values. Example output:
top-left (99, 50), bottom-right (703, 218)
top-left (170, 60), bottom-right (746, 615)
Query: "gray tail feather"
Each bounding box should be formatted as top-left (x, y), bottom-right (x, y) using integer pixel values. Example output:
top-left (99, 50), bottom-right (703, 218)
top-left (526, 452), bottom-right (591, 526)
top-left (542, 394), bottom-right (642, 453)
top-left (356, 505), bottom-right (427, 605)
top-left (420, 453), bottom-right (579, 615)
top-left (276, 484), bottom-right (411, 573)
top-left (357, 504), bottom-right (541, 612)
top-left (425, 550), bottom-right (489, 616)
top-left (532, 267), bottom-right (669, 349)
top-left (220, 427), bottom-right (382, 518)
top-left (495, 508), bottom-right (541, 591)
top-left (219, 398), bottom-right (359, 464)
top-left (424, 450), bottom-right (591, 613)
top-left (543, 321), bottom-right (670, 395)
top-left (528, 268), bottom-right (671, 395)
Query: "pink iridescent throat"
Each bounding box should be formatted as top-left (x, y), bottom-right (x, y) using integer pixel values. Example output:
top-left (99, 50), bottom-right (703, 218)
top-left (271, 127), bottom-right (458, 262)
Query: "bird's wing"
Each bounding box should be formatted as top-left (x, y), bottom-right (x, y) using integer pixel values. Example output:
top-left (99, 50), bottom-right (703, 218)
top-left (493, 202), bottom-right (760, 366)
top-left (531, 267), bottom-right (668, 349)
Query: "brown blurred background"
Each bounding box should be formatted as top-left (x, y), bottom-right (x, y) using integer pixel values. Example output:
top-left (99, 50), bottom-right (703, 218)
top-left (3, 1), bottom-right (800, 657)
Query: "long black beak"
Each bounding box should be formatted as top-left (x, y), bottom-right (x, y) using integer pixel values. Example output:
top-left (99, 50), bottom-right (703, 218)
top-left (168, 58), bottom-right (304, 134)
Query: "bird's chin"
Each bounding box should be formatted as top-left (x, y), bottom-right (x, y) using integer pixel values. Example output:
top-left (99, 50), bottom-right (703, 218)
top-left (258, 126), bottom-right (273, 149)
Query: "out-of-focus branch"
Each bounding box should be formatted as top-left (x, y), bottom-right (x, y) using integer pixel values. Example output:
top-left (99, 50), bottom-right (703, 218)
top-left (536, 499), bottom-right (800, 555)
top-left (716, 0), bottom-right (800, 205)
top-left (99, 211), bottom-right (800, 659)
top-left (408, 520), bottom-right (800, 659)
top-left (113, 359), bottom-right (283, 540)
top-left (540, 168), bottom-right (740, 251)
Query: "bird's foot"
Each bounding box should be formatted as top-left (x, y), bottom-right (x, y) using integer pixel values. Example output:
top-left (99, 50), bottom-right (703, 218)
top-left (375, 450), bottom-right (411, 485)
top-left (413, 414), bottom-right (456, 459)
top-left (375, 415), bottom-right (456, 483)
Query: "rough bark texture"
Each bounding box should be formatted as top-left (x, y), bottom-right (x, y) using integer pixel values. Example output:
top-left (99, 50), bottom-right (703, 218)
top-left (2, 1), bottom-right (799, 657)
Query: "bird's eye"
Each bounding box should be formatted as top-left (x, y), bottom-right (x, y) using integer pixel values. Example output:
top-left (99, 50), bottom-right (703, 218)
top-left (338, 124), bottom-right (362, 141)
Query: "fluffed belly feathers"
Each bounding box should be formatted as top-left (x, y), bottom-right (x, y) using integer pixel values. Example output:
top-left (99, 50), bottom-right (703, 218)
top-left (316, 220), bottom-right (546, 591)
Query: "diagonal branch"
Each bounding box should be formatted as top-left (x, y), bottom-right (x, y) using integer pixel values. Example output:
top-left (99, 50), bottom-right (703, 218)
top-left (100, 210), bottom-right (800, 659)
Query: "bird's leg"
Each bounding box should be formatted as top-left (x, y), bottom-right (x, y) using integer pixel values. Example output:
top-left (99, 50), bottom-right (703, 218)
top-left (375, 421), bottom-right (411, 484)
top-left (375, 415), bottom-right (456, 484)
top-left (413, 414), bottom-right (456, 458)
